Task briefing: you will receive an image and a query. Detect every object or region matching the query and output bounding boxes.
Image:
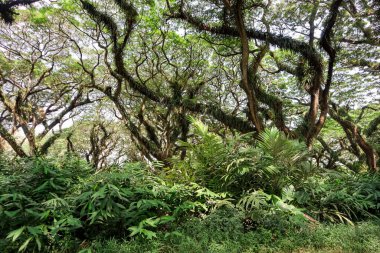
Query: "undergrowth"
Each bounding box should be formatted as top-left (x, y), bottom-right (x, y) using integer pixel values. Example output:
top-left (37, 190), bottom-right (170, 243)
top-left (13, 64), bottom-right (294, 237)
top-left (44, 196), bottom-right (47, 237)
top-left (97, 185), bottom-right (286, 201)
top-left (92, 217), bottom-right (380, 253)
top-left (1, 125), bottom-right (379, 252)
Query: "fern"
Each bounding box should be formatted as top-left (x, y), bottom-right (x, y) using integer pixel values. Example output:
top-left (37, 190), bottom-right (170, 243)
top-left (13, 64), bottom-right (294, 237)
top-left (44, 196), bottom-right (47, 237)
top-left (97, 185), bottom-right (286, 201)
top-left (238, 190), bottom-right (270, 211)
top-left (170, 121), bottom-right (314, 196)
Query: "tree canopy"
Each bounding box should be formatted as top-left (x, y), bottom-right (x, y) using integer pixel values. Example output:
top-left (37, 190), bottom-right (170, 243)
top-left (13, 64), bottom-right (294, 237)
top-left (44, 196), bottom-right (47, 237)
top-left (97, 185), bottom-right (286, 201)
top-left (0, 0), bottom-right (378, 171)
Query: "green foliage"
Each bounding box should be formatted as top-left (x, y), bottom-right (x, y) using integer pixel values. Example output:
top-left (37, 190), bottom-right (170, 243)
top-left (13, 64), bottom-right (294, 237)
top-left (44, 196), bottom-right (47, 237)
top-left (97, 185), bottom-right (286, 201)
top-left (91, 220), bottom-right (380, 253)
top-left (59, 0), bottom-right (77, 12)
top-left (1, 0), bottom-right (380, 251)
top-left (168, 119), bottom-right (380, 226)
top-left (170, 119), bottom-right (313, 195)
top-left (0, 121), bottom-right (379, 252)
top-left (295, 172), bottom-right (380, 223)
top-left (169, 117), bottom-right (230, 186)
top-left (0, 156), bottom-right (90, 252)
top-left (224, 128), bottom-right (313, 195)
top-left (0, 156), bottom-right (227, 252)
top-left (28, 7), bottom-right (53, 24)
top-left (236, 187), bottom-right (307, 234)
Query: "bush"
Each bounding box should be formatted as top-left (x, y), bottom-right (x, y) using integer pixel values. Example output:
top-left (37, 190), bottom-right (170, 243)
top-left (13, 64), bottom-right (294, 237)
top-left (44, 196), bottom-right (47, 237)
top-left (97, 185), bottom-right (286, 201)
top-left (0, 156), bottom-right (228, 252)
top-left (169, 120), bottom-right (314, 196)
top-left (0, 155), bottom-right (91, 252)
top-left (295, 172), bottom-right (380, 223)
top-left (1, 119), bottom-right (379, 252)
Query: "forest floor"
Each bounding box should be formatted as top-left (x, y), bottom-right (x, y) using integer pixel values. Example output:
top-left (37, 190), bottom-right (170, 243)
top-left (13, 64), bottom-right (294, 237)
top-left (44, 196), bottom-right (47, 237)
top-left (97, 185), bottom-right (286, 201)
top-left (92, 220), bottom-right (380, 253)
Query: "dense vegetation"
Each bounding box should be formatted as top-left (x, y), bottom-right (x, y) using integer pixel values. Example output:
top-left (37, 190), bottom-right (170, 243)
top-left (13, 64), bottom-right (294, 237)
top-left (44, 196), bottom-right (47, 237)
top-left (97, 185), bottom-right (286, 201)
top-left (0, 0), bottom-right (379, 252)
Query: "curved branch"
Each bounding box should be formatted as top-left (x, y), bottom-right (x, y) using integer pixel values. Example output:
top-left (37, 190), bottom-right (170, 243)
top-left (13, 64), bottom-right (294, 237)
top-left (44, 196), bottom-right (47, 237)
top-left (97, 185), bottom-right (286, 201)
top-left (0, 123), bottom-right (27, 157)
top-left (0, 0), bottom-right (39, 23)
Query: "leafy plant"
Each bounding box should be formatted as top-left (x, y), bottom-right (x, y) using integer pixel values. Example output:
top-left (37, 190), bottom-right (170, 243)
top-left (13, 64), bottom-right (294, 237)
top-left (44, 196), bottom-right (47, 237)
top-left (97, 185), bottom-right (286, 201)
top-left (0, 156), bottom-right (90, 252)
top-left (170, 119), bottom-right (314, 195)
top-left (295, 172), bottom-right (380, 223)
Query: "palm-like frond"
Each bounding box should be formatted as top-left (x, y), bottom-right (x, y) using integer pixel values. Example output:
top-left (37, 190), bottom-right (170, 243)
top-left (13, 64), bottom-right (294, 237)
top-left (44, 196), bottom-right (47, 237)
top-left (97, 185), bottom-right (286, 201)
top-left (257, 128), bottom-right (307, 166)
top-left (237, 190), bottom-right (270, 211)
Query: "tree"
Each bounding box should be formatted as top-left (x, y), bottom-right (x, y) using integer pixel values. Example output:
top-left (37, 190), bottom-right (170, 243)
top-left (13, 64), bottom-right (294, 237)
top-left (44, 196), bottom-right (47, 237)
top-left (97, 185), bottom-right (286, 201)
top-left (65, 0), bottom-right (377, 170)
top-left (0, 17), bottom-right (95, 156)
top-left (166, 0), bottom-right (378, 170)
top-left (0, 0), bottom-right (378, 171)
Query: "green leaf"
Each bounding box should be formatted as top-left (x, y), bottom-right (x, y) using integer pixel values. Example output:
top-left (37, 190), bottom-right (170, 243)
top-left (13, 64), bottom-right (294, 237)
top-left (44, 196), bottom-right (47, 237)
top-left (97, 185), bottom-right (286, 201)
top-left (7, 226), bottom-right (26, 242)
top-left (143, 217), bottom-right (159, 228)
top-left (34, 181), bottom-right (49, 192)
top-left (4, 209), bottom-right (21, 218)
top-left (142, 229), bottom-right (157, 239)
top-left (164, 231), bottom-right (183, 238)
top-left (18, 237), bottom-right (32, 252)
top-left (89, 211), bottom-right (99, 224)
top-left (159, 215), bottom-right (175, 224)
top-left (35, 236), bottom-right (42, 251)
top-left (128, 226), bottom-right (140, 237)
top-left (92, 186), bottom-right (106, 199)
top-left (27, 226), bottom-right (41, 236)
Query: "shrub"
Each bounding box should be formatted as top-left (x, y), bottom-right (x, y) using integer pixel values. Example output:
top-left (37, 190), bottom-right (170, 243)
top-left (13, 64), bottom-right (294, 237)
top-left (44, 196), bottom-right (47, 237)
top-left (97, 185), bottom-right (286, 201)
top-left (0, 155), bottom-right (91, 252)
top-left (295, 172), bottom-right (380, 223)
top-left (0, 156), bottom-right (228, 252)
top-left (169, 119), bottom-right (314, 196)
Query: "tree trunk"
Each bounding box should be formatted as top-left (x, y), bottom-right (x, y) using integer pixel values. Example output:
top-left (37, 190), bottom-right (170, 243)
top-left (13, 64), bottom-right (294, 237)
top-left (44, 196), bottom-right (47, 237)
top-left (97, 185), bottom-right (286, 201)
top-left (329, 108), bottom-right (378, 172)
top-left (234, 0), bottom-right (263, 132)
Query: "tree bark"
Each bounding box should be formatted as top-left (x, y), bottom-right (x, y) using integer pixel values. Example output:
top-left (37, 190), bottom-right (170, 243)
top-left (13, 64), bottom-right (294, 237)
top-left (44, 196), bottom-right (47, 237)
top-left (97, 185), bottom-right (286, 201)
top-left (234, 0), bottom-right (263, 132)
top-left (329, 107), bottom-right (378, 172)
top-left (0, 124), bottom-right (27, 157)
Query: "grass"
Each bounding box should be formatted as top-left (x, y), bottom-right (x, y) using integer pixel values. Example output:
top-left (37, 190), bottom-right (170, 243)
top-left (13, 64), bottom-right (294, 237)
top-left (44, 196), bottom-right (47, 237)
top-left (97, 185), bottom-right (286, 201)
top-left (91, 219), bottom-right (380, 253)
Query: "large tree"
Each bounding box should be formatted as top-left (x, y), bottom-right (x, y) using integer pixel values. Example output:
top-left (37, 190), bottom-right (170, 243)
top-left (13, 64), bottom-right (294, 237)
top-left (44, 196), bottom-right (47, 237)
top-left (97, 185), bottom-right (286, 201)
top-left (0, 17), bottom-right (95, 156)
top-left (0, 0), bottom-right (378, 171)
